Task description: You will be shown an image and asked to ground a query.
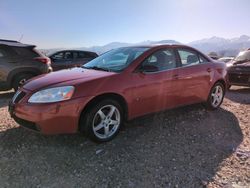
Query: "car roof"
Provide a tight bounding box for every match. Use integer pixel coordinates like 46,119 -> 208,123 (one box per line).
121,44 -> 193,49
0,39 -> 36,48
53,50 -> 97,53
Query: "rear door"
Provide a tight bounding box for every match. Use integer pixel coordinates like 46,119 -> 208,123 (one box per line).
175,48 -> 213,104
51,51 -> 73,71
0,46 -> 19,82
0,47 -> 9,82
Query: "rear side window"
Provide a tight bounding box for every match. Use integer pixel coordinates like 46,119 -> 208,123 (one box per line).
73,52 -> 78,59
78,51 -> 97,58
12,47 -> 39,58
177,49 -> 200,67
0,46 -> 13,58
78,52 -> 87,58
0,49 -> 7,58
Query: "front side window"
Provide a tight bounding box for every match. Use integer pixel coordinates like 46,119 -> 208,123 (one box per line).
141,49 -> 177,72
83,47 -> 149,72
52,52 -> 64,60
178,49 -> 200,67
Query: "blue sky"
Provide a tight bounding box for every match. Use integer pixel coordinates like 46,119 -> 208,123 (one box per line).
0,0 -> 250,48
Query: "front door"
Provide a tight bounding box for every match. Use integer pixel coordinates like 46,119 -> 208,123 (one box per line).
130,48 -> 180,118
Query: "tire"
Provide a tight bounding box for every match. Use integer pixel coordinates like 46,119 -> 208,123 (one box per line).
80,99 -> 124,142
13,74 -> 34,91
206,82 -> 225,110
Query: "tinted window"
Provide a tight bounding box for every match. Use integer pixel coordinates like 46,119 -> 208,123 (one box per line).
72,52 -> 78,59
52,52 -> 64,60
142,49 -> 177,72
0,49 -> 7,58
178,49 -> 200,67
64,52 -> 72,59
78,52 -> 87,58
12,47 -> 38,58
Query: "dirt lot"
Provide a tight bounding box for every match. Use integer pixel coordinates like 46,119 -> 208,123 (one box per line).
0,86 -> 249,188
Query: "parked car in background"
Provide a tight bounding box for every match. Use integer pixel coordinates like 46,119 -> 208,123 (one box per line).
0,39 -> 52,91
227,49 -> 250,88
208,52 -> 219,60
218,57 -> 234,63
9,44 -> 227,142
49,50 -> 98,71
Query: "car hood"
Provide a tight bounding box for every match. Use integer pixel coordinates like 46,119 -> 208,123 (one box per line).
232,60 -> 250,66
23,68 -> 116,91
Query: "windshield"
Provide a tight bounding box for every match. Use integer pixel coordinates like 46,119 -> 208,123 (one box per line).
83,47 -> 149,72
235,50 -> 250,61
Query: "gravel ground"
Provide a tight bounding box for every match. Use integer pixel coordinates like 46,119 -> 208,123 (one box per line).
0,86 -> 249,188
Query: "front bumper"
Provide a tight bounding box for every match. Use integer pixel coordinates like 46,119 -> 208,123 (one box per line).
228,72 -> 250,86
9,89 -> 92,134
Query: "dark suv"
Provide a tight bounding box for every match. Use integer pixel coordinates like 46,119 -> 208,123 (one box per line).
49,50 -> 98,71
0,39 -> 52,91
227,49 -> 250,88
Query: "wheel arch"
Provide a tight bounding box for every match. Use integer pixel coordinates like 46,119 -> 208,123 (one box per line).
214,79 -> 226,90
78,92 -> 129,131
7,68 -> 41,87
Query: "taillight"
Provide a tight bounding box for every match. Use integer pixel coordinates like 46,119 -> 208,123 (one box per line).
34,57 -> 51,65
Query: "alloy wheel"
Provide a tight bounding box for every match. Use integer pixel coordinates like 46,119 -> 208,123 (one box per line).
92,105 -> 121,139
211,85 -> 224,108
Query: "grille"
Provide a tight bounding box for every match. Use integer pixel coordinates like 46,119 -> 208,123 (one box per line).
12,91 -> 26,103
228,73 -> 250,84
228,66 -> 250,72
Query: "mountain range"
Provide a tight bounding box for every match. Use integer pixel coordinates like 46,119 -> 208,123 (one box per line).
40,35 -> 250,57
189,35 -> 250,57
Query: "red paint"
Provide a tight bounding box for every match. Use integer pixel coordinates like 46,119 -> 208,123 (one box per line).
11,45 -> 227,134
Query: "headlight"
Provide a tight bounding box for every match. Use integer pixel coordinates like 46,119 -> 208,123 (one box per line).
28,86 -> 75,103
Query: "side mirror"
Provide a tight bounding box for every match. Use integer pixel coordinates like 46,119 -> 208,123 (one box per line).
139,65 -> 159,73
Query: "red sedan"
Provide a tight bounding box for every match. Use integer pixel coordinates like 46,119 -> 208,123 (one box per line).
9,44 -> 228,142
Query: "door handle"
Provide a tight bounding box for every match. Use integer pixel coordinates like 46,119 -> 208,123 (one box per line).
207,68 -> 212,73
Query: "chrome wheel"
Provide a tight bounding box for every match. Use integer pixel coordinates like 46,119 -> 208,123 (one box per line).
211,85 -> 224,108
92,105 -> 121,139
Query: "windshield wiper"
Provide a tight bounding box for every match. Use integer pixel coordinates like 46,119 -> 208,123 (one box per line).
82,66 -> 111,72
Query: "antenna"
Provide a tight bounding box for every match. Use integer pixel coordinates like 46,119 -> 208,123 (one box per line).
19,34 -> 23,42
